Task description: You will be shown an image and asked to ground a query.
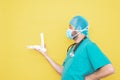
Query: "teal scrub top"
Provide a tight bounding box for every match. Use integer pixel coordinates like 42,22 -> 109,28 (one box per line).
62,38 -> 111,80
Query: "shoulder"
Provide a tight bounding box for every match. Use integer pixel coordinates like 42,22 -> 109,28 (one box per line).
85,39 -> 100,50
85,38 -> 96,47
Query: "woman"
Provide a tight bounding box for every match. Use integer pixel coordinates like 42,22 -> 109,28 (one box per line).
33,16 -> 115,80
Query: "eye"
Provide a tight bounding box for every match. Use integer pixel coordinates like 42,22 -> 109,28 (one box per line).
69,25 -> 75,30
69,25 -> 72,29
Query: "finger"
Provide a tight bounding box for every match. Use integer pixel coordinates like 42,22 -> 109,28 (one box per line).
44,44 -> 46,48
34,49 -> 41,53
40,33 -> 44,48
33,48 -> 38,51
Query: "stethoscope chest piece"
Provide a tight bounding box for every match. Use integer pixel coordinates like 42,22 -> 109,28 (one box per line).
70,52 -> 75,57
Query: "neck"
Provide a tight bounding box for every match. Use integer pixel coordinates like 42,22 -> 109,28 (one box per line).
74,34 -> 86,43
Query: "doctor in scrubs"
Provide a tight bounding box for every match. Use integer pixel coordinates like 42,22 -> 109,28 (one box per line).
34,16 -> 115,80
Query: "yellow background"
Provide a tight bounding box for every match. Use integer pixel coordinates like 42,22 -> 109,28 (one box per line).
0,0 -> 120,80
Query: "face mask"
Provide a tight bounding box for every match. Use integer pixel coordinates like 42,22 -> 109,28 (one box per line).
66,29 -> 79,39
66,26 -> 88,40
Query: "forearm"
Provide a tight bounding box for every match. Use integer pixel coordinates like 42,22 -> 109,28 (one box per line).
86,64 -> 115,80
86,70 -> 108,80
43,52 -> 63,75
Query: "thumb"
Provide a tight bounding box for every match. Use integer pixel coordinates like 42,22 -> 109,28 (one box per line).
44,44 -> 46,48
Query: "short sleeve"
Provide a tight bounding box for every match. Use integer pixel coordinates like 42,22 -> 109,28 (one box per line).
86,43 -> 111,71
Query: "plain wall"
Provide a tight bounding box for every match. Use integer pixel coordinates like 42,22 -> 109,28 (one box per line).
0,0 -> 120,80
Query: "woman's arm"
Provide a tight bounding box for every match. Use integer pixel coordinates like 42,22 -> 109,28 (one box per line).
34,49 -> 63,75
85,64 -> 115,80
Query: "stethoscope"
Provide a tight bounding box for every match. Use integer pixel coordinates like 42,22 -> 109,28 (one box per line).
67,36 -> 87,57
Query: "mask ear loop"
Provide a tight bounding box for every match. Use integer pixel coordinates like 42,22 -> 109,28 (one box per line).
72,29 -> 82,39
75,26 -> 89,36
80,26 -> 89,32
73,32 -> 79,39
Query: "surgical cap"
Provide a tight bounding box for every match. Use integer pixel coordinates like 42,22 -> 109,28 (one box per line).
69,16 -> 89,35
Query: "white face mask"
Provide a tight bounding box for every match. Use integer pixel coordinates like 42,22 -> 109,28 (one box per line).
66,26 -> 88,40
66,29 -> 79,40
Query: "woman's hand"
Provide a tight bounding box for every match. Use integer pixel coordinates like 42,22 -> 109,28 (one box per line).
34,45 -> 47,56
27,44 -> 47,56
27,44 -> 63,75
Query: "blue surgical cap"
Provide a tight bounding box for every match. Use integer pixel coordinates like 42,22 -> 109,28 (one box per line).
69,16 -> 89,35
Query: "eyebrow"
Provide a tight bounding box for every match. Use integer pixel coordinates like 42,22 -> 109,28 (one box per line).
69,25 -> 73,29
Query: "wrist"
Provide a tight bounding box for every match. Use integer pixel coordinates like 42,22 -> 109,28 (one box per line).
43,52 -> 48,57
